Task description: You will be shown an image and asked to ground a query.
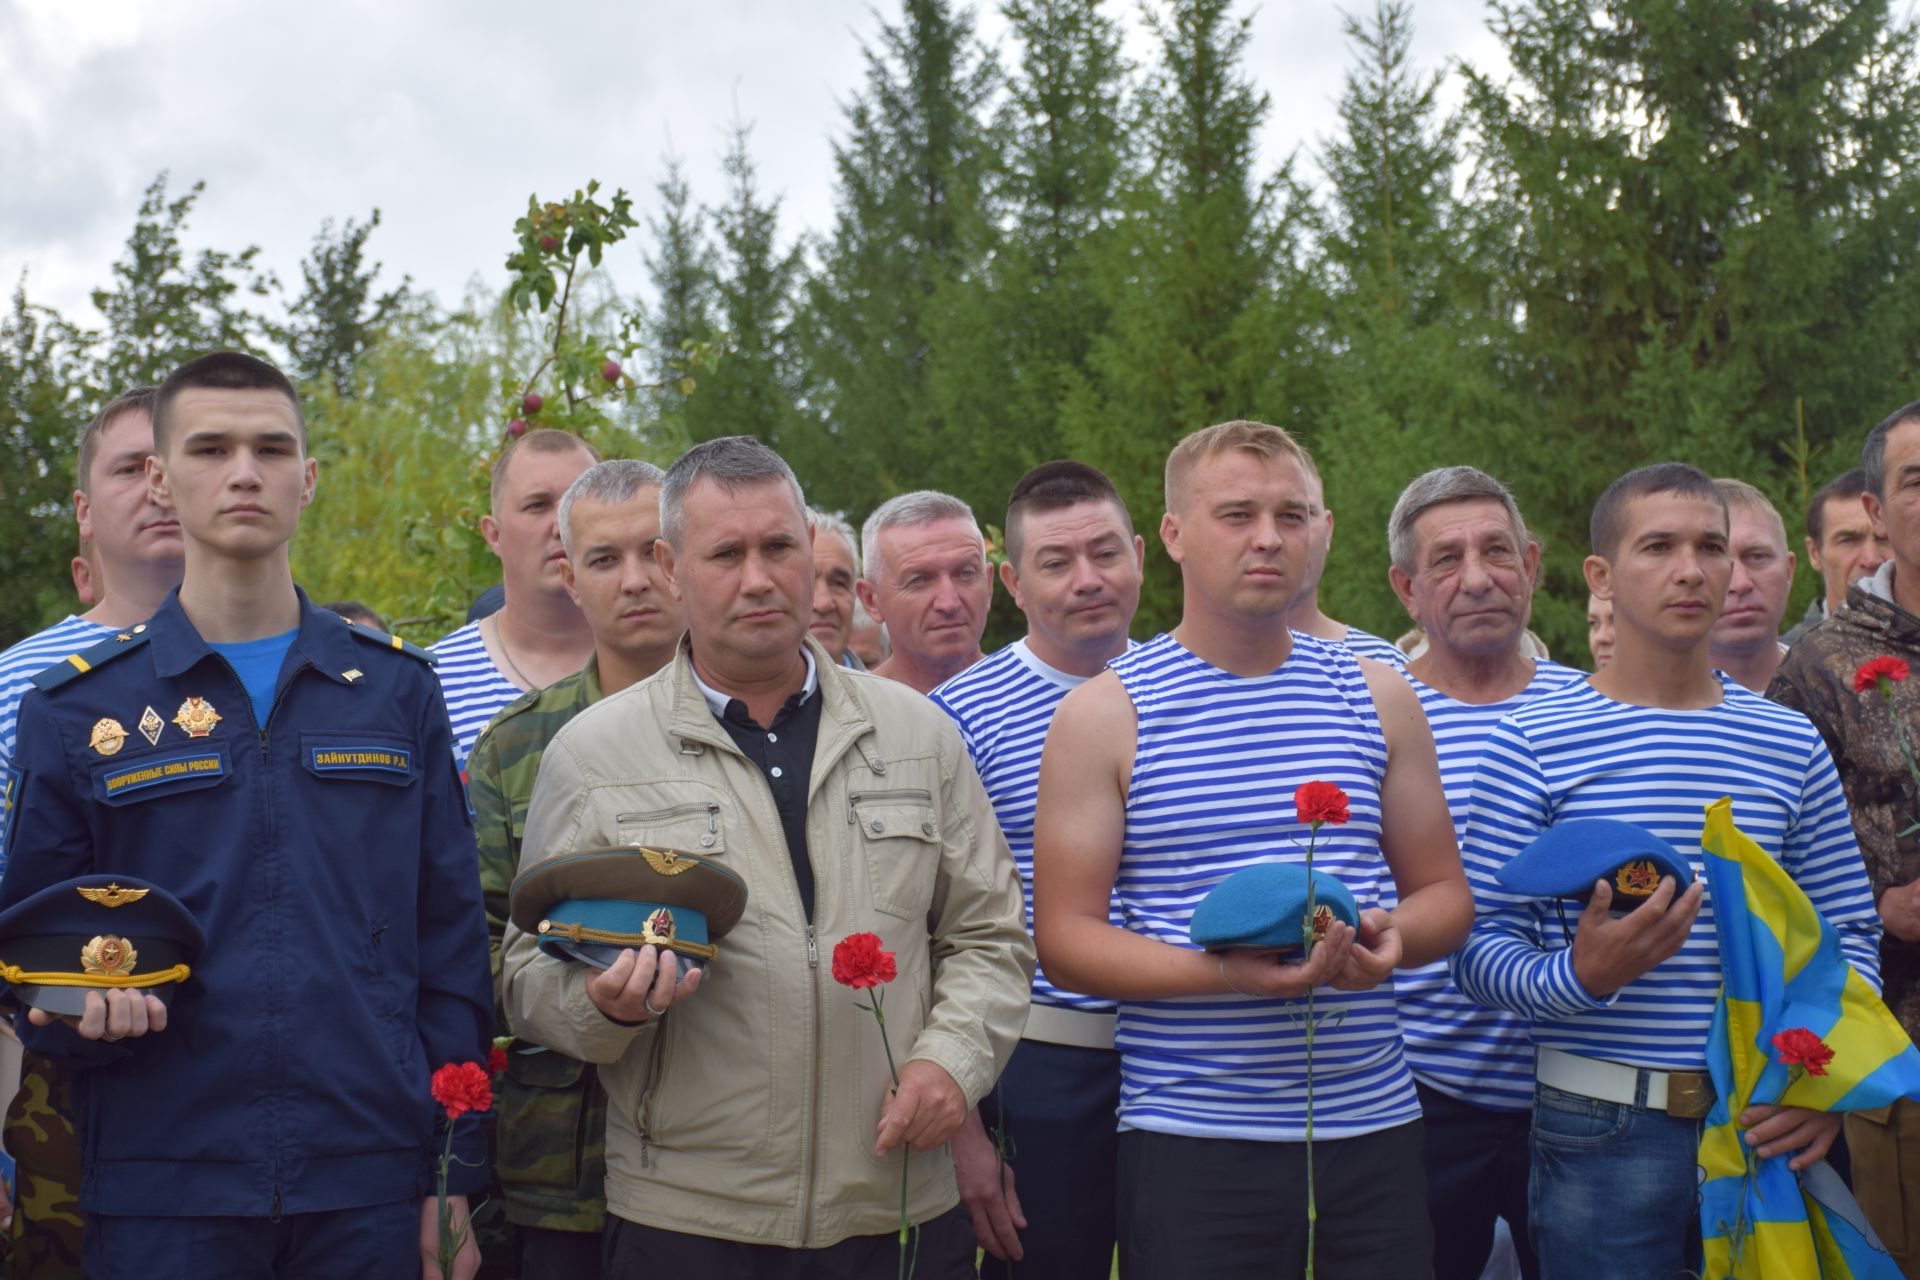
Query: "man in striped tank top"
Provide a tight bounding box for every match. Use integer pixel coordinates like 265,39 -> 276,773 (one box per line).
931,461 -> 1145,1279
1452,463 -> 1882,1280
430,429 -> 600,769
1384,467 -> 1585,1280
1033,420 -> 1473,1280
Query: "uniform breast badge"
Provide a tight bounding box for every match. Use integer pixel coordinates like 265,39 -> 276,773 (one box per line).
137,706 -> 165,746
89,719 -> 129,757
80,934 -> 138,977
172,697 -> 222,738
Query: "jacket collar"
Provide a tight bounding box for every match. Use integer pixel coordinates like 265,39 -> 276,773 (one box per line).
667,636 -> 878,774
147,586 -> 362,686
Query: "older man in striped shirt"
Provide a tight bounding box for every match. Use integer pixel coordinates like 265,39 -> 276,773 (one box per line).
1384,466 -> 1584,1280
1452,462 -> 1881,1280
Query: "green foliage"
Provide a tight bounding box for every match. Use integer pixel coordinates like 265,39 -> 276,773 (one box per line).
90,172 -> 277,386
12,0 -> 1920,668
284,210 -> 412,400
0,284 -> 98,643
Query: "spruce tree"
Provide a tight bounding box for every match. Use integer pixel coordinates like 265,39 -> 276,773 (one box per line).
1064,0 -> 1319,629
1468,0 -> 1920,646
683,120 -> 806,449
285,210 -> 412,400
641,156 -> 715,423
798,0 -> 999,516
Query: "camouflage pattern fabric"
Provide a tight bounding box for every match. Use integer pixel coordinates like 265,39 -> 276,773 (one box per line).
1771,579 -> 1920,1042
467,659 -> 609,1235
5,1050 -> 83,1280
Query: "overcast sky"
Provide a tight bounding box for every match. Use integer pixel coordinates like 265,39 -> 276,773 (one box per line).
3,0 -> 1505,327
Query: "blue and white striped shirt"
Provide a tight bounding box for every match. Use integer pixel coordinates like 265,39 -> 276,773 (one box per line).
1451,676 -> 1882,1072
430,621 -> 523,770
1109,632 -> 1420,1141
1341,625 -> 1407,669
1,616 -> 114,764
1390,659 -> 1587,1112
932,639 -> 1126,1014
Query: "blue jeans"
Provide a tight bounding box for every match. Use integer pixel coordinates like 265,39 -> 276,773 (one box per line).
1529,1082 -> 1702,1280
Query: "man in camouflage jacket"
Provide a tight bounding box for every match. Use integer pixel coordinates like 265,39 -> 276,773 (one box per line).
466,460 -> 683,1277
1770,398 -> 1920,1275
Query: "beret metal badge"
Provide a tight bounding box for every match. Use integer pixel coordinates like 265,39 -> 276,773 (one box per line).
80,934 -> 138,977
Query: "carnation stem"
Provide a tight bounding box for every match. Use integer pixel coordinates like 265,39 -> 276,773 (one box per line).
871,990 -> 913,1280
436,1120 -> 458,1279
1304,824 -> 1319,1280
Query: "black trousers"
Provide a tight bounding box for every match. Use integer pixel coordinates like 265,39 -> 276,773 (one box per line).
84,1201 -> 419,1280
1416,1082 -> 1538,1280
1117,1121 -> 1433,1280
977,1039 -> 1121,1280
602,1206 -> 974,1280
519,1223 -> 603,1278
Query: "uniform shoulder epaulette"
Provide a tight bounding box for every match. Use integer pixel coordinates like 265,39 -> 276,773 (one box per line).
30,625 -> 153,693
341,617 -> 438,665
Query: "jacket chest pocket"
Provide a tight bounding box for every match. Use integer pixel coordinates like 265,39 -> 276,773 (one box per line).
301,732 -> 420,787
615,801 -> 726,855
850,788 -> 940,919
92,746 -> 233,807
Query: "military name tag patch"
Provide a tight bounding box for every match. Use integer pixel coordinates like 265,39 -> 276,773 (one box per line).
97,750 -> 229,802
308,746 -> 412,775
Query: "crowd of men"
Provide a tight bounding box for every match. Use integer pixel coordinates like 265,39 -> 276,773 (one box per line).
0,348 -> 1916,1280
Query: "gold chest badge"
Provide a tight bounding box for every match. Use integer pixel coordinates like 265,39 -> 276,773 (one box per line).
89,718 -> 129,757
81,934 -> 138,976
172,698 -> 222,738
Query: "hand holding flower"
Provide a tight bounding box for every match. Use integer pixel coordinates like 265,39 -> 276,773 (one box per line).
875,1058 -> 967,1156
1330,907 -> 1402,992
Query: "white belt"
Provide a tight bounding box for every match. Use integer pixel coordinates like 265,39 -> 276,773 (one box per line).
1536,1046 -> 1714,1118
1021,1002 -> 1116,1051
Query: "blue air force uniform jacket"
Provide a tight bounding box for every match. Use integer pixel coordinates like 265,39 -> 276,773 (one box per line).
0,589 -> 492,1217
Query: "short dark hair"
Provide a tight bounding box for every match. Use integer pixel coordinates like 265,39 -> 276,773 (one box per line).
489,429 -> 602,512
153,352 -> 304,452
1005,461 -> 1133,566
1861,399 -> 1920,498
322,600 -> 388,630
1806,467 -> 1871,543
1589,462 -> 1726,559
75,386 -> 158,492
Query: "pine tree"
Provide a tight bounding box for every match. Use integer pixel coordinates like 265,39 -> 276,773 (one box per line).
1063,0 -> 1320,630
682,120 -> 806,449
798,0 -> 1000,515
1312,1 -> 1517,640
1468,0 -> 1920,648
640,156 -> 715,423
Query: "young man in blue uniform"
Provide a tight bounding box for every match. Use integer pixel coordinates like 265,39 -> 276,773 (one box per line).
0,351 -> 493,1279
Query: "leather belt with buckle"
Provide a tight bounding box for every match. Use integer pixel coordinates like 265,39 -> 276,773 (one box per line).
1537,1046 -> 1716,1119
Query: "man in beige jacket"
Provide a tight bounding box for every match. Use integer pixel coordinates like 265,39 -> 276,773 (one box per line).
501,435 -> 1034,1278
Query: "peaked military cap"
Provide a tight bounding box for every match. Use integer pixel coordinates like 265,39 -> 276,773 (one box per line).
511,846 -> 748,971
0,874 -> 204,1016
1189,863 -> 1360,955
1495,818 -> 1695,907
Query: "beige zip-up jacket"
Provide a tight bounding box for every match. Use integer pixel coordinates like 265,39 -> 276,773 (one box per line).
501,638 -> 1034,1248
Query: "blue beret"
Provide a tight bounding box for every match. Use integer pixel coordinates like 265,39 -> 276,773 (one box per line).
511,846 -> 748,971
1189,863 -> 1360,954
1495,818 -> 1694,906
0,875 -> 204,1017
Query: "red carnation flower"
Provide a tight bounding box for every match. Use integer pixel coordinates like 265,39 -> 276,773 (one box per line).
1295,781 -> 1350,828
1854,657 -> 1910,694
831,932 -> 897,990
488,1045 -> 508,1077
430,1061 -> 494,1121
1772,1027 -> 1835,1077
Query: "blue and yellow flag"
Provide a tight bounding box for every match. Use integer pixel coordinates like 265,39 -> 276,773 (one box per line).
1698,798 -> 1920,1278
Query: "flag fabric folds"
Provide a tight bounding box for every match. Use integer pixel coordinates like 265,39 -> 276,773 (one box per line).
1697,798 -> 1920,1278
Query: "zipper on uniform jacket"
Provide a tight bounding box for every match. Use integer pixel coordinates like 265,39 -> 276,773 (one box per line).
617,802 -> 722,845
